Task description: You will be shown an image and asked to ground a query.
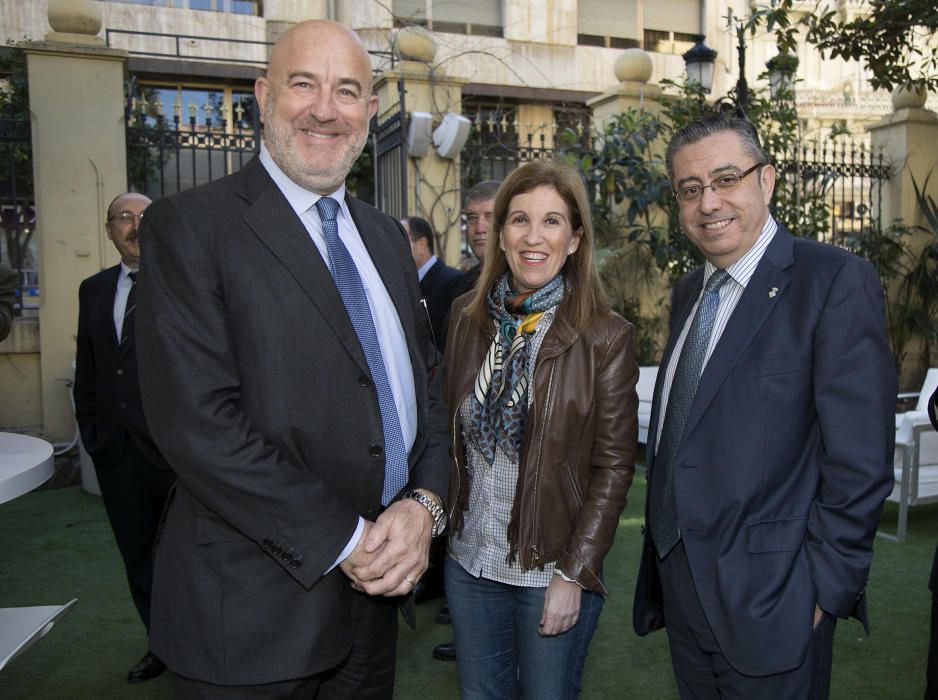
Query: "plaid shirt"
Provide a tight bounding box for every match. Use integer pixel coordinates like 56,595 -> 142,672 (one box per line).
449,307 -> 557,588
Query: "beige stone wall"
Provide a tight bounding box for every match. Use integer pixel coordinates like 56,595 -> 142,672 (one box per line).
0,1 -> 268,63
504,0 -> 577,46
0,320 -> 43,432
263,0 -> 327,23
374,63 -> 468,267
24,43 -> 128,441
2,0 -> 918,127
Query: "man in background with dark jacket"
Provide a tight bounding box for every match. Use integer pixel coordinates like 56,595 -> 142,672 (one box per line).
74,192 -> 174,683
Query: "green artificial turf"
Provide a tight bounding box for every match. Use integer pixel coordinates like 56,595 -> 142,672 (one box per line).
0,480 -> 934,699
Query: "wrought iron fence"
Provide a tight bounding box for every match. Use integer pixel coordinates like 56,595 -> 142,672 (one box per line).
372,78 -> 408,220
125,79 -> 260,198
0,101 -> 35,315
774,138 -> 891,244
458,113 -> 889,248
461,132 -> 556,192
460,107 -> 558,192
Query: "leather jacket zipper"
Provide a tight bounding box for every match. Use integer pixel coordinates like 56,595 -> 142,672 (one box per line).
529,360 -> 557,566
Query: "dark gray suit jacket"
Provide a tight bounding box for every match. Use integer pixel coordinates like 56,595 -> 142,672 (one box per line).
634,224 -> 895,677
137,157 -> 449,685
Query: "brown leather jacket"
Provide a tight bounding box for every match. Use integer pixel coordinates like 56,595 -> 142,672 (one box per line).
443,293 -> 638,594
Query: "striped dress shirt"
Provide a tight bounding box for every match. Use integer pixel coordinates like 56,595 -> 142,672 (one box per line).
655,216 -> 778,450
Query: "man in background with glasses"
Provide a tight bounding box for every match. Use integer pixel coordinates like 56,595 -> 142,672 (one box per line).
74,192 -> 175,683
634,114 -> 895,699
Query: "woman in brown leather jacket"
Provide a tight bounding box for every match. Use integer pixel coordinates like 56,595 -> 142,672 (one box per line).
442,160 -> 639,698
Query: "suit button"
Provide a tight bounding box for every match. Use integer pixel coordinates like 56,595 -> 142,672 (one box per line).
262,538 -> 272,549
281,552 -> 292,562
290,555 -> 303,569
358,375 -> 372,388
271,544 -> 282,555
369,444 -> 383,458
116,369 -> 124,376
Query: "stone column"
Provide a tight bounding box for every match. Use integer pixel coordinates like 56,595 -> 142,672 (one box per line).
373,27 -> 467,268
587,49 -> 663,129
23,1 -> 128,441
868,88 -> 938,383
587,48 -> 670,357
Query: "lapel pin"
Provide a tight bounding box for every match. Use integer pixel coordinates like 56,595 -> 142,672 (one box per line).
769,287 -> 778,298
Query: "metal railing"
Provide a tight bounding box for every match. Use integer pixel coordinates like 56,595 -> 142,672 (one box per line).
774,139 -> 891,244
124,81 -> 261,198
106,28 -> 396,71
106,28 -> 272,66
373,79 -> 408,220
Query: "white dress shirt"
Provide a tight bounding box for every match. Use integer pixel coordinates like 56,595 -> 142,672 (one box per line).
416,254 -> 437,282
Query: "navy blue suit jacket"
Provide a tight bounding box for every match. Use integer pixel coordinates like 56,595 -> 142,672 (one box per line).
419,258 -> 462,351
74,264 -> 171,473
634,223 -> 895,676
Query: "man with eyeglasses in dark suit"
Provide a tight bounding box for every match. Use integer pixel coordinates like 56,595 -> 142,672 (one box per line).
74,192 -> 175,683
634,114 -> 895,699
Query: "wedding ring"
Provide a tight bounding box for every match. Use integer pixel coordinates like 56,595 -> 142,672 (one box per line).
405,576 -> 416,585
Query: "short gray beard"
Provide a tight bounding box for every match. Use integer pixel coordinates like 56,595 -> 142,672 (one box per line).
262,99 -> 368,195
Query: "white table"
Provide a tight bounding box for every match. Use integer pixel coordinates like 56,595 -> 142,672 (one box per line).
0,432 -> 55,505
0,432 -> 75,673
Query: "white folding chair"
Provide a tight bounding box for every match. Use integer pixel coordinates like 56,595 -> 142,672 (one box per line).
878,368 -> 938,542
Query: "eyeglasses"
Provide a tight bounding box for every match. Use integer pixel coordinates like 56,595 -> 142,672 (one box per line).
108,211 -> 145,224
673,163 -> 766,203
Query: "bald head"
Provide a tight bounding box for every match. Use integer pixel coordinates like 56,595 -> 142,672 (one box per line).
256,21 -> 378,194
106,192 -> 151,269
268,21 -> 374,95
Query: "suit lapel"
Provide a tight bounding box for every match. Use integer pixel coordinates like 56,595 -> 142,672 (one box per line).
238,160 -> 370,376
681,227 -> 795,443
97,265 -> 121,354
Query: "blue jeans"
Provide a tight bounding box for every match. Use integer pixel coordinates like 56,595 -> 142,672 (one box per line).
445,556 -> 604,699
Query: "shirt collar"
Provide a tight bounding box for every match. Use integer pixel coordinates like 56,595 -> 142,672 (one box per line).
119,262 -> 137,281
417,255 -> 437,281
703,215 -> 778,289
258,143 -> 347,216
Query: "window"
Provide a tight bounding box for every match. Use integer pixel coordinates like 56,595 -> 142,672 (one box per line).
130,82 -> 256,132
101,0 -> 260,15
554,106 -> 591,148
578,0 -> 640,48
577,35 -> 641,49
643,0 -> 701,53
393,0 -> 502,37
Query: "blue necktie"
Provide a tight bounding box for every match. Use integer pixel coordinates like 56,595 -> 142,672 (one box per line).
648,268 -> 730,557
314,197 -> 409,506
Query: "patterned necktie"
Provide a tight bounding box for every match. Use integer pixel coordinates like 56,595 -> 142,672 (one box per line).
120,271 -> 137,346
315,197 -> 408,506
648,268 -> 730,558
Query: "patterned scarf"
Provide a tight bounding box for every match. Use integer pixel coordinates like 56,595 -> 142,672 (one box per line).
468,273 -> 565,464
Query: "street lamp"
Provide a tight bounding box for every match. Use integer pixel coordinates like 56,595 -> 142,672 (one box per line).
766,52 -> 799,100
681,17 -> 752,119
683,37 -> 717,93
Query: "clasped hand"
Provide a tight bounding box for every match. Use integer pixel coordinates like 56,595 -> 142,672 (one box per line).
339,498 -> 433,597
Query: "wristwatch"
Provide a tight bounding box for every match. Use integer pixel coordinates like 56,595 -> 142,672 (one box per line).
401,489 -> 448,538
